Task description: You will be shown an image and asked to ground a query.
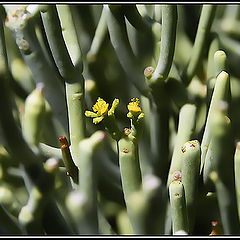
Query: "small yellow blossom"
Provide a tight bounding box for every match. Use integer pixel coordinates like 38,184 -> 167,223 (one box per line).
127,98 -> 144,119
85,97 -> 119,124
92,97 -> 109,116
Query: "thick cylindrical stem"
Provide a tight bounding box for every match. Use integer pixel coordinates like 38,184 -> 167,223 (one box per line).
167,104 -> 197,186
201,71 -> 231,172
181,140 -> 201,233
169,180 -> 189,234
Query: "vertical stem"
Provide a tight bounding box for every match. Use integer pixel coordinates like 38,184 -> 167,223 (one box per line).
118,129 -> 142,233
182,5 -> 217,86
201,71 -> 231,172
169,180 -> 189,234
41,5 -> 86,167
181,140 -> 201,233
167,104 -> 197,186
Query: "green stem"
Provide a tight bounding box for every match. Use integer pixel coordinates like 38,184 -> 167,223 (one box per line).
117,128 -> 142,232
22,84 -> 46,147
200,71 -> 231,172
148,5 -> 178,86
167,104 -> 197,186
182,5 -> 217,86
128,174 -> 167,235
70,131 -> 106,234
41,5 -> 86,166
104,4 -> 150,97
14,21 -> 68,135
58,136 -> 79,186
169,180 -> 189,234
209,104 -> 240,234
206,33 -> 220,81
56,5 -> 83,67
118,132 -> 142,202
154,5 -> 162,23
214,50 -> 228,77
86,6 -> 108,63
0,13 -> 72,236
181,140 -> 201,233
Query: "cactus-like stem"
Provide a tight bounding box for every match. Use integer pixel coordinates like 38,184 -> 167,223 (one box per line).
41,5 -> 86,166
181,140 -> 201,233
207,34 -> 220,81
127,174 -> 167,234
22,84 -> 46,148
169,180 -> 189,234
116,210 -> 133,235
209,104 -> 240,234
39,143 -> 62,159
206,35 -> 219,108
67,131 -> 106,234
86,6 -> 107,63
56,5 -> 83,67
4,6 -> 69,134
182,5 -> 217,86
117,97 -> 145,229
118,129 -> 142,200
167,104 -> 197,186
122,4 -> 154,61
154,5 -> 162,23
123,4 -> 152,32
201,71 -> 231,172
104,4 -> 150,97
58,136 -> 79,186
214,50 -> 228,77
117,130 -> 142,232
0,12 -> 73,235
148,5 -> 178,86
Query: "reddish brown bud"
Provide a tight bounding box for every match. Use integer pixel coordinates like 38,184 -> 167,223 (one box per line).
58,136 -> 69,147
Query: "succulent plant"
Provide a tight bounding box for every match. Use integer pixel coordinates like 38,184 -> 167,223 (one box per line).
1,3 -> 240,236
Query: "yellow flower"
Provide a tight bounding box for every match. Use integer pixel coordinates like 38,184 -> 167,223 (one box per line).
85,97 -> 119,124
127,98 -> 143,119
92,97 -> 109,116
127,98 -> 142,114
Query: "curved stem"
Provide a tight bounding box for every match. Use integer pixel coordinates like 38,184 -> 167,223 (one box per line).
149,5 -> 178,86
104,4 -> 150,97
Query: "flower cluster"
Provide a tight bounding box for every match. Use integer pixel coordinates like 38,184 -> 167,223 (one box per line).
85,97 -> 144,124
85,97 -> 119,124
127,98 -> 145,120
